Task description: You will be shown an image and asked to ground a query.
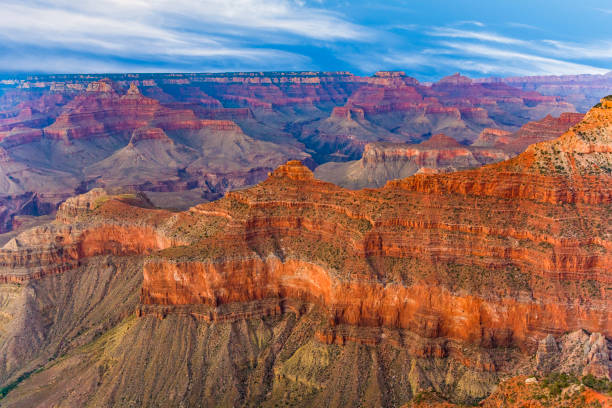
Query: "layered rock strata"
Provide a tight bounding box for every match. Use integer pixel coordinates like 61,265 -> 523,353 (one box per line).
0,100 -> 609,406
314,134 -> 509,189
2,102 -> 610,352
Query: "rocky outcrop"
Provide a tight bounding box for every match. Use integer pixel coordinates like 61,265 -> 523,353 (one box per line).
3,104 -> 609,348
0,191 -> 181,283
0,79 -> 314,230
479,72 -> 612,112
0,72 -> 584,232
473,112 -> 584,154
298,71 -> 574,161
316,110 -> 584,189
408,374 -> 612,408
536,330 -> 612,380
138,104 -> 610,351
314,134 -> 509,189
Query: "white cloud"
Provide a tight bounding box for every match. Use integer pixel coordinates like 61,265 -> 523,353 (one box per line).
541,40 -> 612,60
425,25 -> 611,76
428,28 -> 526,45
453,20 -> 485,27
439,42 -> 610,75
0,0 -> 371,72
506,22 -> 541,31
594,8 -> 612,14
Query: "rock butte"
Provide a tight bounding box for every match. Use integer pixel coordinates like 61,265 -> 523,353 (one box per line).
314,112 -> 586,190
0,71 -> 586,231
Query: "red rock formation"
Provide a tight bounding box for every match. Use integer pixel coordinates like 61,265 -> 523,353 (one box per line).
473,128 -> 512,147
407,374 -> 612,407
0,71 -> 591,236
474,113 -> 585,154
314,134 -> 509,189
0,126 -> 43,147
478,71 -> 612,111
128,127 -> 172,144
43,82 -> 201,141
139,104 -> 609,351
3,103 -> 608,353
0,190 -> 182,283
297,70 -> 574,160
0,101 -> 609,408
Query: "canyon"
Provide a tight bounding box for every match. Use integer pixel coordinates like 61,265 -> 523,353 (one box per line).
0,71 -> 582,232
478,71 -> 612,112
0,97 -> 609,406
315,113 -> 584,189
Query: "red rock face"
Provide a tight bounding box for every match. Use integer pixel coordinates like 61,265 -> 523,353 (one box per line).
0,126 -> 43,148
474,113 -> 585,154
478,72 -> 612,112
314,133 -> 510,189
297,72 -> 574,161
42,86 -> 198,141
140,105 -> 610,350
3,104 -> 607,357
0,191 -> 183,282
129,127 -> 172,144
0,103 -> 607,408
314,112 -> 585,191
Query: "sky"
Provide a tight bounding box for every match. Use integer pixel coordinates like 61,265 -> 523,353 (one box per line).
1,0 -> 611,80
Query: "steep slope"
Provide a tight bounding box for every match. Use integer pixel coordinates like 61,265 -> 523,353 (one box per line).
0,80 -> 313,228
84,127 -> 198,189
473,112 -> 585,154
0,99 -> 609,406
315,134 -> 509,189
0,72 -> 583,232
317,112 -> 584,189
298,72 -> 574,161
0,147 -> 77,232
480,71 -> 612,112
299,105 -> 400,161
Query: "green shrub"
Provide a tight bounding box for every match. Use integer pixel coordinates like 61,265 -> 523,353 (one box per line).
582,374 -> 612,394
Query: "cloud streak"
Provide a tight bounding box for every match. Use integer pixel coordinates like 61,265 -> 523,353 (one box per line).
0,0 -> 370,73
0,1 -> 610,77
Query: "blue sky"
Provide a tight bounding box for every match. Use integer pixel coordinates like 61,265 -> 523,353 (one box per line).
1,0 -> 611,80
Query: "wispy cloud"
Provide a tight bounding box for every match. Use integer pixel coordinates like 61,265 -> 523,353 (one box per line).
439,42 -> 609,75
0,0 -> 610,77
541,40 -> 612,60
422,25 -> 611,77
453,20 -> 485,27
0,0 -> 371,72
428,27 -> 526,45
506,22 -> 542,31
594,8 -> 612,14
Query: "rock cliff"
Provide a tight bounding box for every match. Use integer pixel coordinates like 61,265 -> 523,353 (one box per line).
314,134 -> 509,189
473,112 -> 585,154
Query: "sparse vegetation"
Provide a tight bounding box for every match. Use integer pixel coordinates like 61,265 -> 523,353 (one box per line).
0,367 -> 44,400
582,374 -> 612,395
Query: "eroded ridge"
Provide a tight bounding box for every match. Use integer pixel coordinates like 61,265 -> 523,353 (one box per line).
1,101 -> 611,354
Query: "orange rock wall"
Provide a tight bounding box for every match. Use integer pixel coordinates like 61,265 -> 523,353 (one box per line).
141,257 -> 610,349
